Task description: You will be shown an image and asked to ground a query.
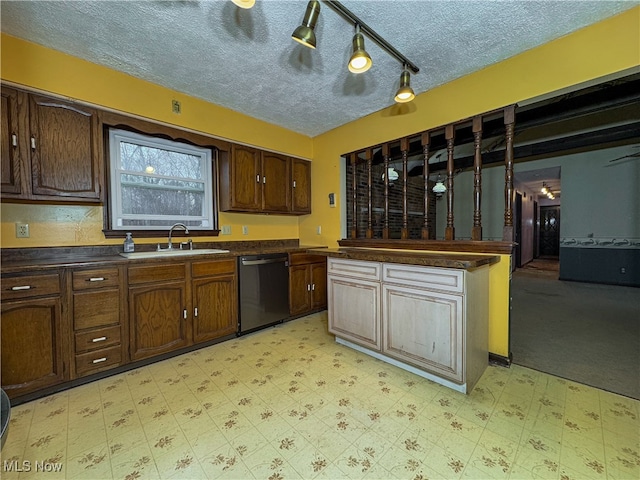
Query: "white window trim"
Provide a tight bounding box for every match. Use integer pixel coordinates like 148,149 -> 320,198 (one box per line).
108,128 -> 214,230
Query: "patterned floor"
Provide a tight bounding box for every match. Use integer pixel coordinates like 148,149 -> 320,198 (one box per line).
2,312 -> 639,479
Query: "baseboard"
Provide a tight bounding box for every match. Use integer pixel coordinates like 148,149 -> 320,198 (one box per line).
489,352 -> 512,367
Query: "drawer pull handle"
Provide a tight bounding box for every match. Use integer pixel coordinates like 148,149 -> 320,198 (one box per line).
194,307 -> 198,317
293,180 -> 297,188
31,136 -> 36,150
12,133 -> 18,147
11,285 -> 32,291
88,277 -> 105,282
256,174 -> 260,183
307,284 -> 311,291
92,357 -> 107,364
312,284 -> 315,291
92,336 -> 107,343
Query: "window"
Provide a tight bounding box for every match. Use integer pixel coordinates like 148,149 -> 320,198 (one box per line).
108,128 -> 215,231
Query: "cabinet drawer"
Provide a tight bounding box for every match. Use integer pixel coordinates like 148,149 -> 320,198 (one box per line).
192,259 -> 236,278
73,288 -> 120,330
75,346 -> 122,375
327,258 -> 381,281
383,264 -> 464,293
128,263 -> 186,284
72,267 -> 120,290
2,273 -> 60,300
289,253 -> 326,266
75,325 -> 121,353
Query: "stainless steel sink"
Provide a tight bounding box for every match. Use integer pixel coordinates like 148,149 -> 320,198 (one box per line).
119,248 -> 230,259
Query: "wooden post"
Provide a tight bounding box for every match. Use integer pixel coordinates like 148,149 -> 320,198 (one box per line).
366,149 -> 373,238
472,116 -> 483,241
503,105 -> 516,242
350,153 -> 358,239
421,132 -> 430,240
382,144 -> 390,239
401,138 -> 409,239
445,124 -> 455,240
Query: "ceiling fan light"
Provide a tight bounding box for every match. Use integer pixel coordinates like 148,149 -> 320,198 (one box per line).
394,68 -> 415,103
291,0 -> 320,49
348,30 -> 372,73
231,0 -> 255,8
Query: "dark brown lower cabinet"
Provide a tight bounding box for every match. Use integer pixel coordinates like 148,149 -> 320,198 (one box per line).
289,253 -> 327,316
1,272 -> 67,399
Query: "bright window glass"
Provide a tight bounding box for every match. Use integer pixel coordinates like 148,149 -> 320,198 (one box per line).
109,128 -> 214,229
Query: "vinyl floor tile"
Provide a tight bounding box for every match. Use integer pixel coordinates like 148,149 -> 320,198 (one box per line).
4,312 -> 639,480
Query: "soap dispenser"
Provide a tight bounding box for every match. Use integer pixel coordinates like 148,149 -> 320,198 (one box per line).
124,232 -> 135,253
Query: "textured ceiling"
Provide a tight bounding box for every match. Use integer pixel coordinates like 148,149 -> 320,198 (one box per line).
1,0 -> 635,137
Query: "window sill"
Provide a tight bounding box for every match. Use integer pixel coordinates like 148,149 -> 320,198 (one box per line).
103,229 -> 220,239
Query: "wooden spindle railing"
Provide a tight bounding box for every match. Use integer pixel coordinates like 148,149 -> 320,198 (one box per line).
445,124 -> 455,240
401,138 -> 409,239
503,105 -> 515,242
472,116 -> 483,241
366,148 -> 373,239
382,143 -> 390,239
421,132 -> 430,240
350,152 -> 358,239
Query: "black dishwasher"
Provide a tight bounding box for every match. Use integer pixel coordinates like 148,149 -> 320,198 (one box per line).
238,253 -> 290,334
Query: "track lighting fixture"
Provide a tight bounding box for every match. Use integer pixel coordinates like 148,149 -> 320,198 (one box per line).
394,65 -> 415,103
541,182 -> 556,199
231,0 -> 255,8
348,24 -> 372,73
291,0 -> 321,49
289,1 -> 419,103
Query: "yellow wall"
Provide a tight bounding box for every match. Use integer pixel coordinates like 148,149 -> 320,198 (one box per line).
304,7 -> 640,357
0,34 -> 313,247
1,7 -> 639,357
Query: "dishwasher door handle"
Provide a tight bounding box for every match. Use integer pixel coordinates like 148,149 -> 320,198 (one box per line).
241,257 -> 288,266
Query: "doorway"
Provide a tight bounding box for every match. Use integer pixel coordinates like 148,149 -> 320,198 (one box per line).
539,206 -> 560,257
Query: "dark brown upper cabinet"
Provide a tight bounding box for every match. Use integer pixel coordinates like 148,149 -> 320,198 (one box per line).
1,87 -> 102,203
219,144 -> 309,215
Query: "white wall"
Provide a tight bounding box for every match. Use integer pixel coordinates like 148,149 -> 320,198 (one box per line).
436,143 -> 640,242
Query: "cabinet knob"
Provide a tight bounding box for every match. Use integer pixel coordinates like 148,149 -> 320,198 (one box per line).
92,357 -> 107,364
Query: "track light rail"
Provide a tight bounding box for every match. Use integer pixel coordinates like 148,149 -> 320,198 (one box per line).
325,0 -> 420,74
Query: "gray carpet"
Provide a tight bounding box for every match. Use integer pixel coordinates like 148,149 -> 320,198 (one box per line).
510,269 -> 640,400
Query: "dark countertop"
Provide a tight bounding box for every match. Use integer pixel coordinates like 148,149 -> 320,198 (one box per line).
307,247 -> 500,270
1,241 -> 327,274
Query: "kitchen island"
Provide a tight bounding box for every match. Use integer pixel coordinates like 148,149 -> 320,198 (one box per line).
308,248 -> 500,394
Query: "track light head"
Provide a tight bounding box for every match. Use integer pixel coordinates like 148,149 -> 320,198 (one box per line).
348,26 -> 372,74
394,67 -> 415,103
231,0 -> 255,8
292,0 -> 321,49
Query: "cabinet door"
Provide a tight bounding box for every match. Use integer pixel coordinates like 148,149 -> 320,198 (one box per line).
310,262 -> 327,310
129,281 -> 189,361
328,274 -> 381,351
382,284 -> 463,383
291,158 -> 311,214
192,275 -> 237,343
228,144 -> 261,210
289,264 -> 311,315
29,95 -> 101,200
1,297 -> 66,399
1,87 -> 26,195
262,152 -> 290,212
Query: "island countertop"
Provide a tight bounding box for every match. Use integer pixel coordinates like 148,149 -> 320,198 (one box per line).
306,247 -> 500,270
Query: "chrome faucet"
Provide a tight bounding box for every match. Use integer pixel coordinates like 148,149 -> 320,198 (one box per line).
167,223 -> 189,250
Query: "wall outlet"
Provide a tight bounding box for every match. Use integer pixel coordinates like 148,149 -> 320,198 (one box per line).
620,267 -> 626,274
316,226 -> 322,235
242,225 -> 249,235
221,225 -> 231,235
172,99 -> 181,114
16,223 -> 30,238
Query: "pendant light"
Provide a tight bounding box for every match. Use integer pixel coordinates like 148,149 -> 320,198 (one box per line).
433,174 -> 446,197
231,0 -> 255,8
291,0 -> 321,49
348,24 -> 372,74
394,65 -> 415,103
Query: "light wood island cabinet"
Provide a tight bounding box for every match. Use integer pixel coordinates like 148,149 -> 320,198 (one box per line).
327,257 -> 490,393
